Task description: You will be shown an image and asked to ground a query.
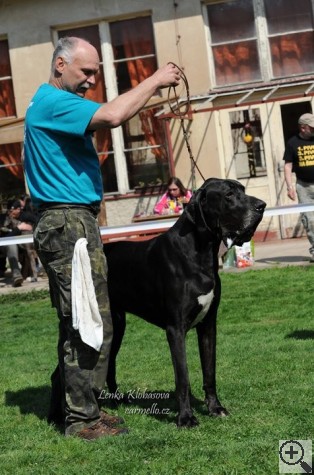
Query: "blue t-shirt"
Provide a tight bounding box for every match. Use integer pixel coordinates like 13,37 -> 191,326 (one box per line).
24,83 -> 103,206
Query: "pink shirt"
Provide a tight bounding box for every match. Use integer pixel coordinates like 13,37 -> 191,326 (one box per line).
154,190 -> 192,215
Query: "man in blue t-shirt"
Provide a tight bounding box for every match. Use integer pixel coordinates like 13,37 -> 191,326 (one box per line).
283,113 -> 314,263
24,36 -> 181,440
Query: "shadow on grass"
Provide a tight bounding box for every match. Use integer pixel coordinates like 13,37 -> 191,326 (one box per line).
5,385 -> 50,420
103,389 -> 207,425
256,255 -> 309,264
285,329 -> 314,340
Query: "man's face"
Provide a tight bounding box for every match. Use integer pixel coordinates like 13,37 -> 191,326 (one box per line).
56,44 -> 100,97
300,124 -> 314,139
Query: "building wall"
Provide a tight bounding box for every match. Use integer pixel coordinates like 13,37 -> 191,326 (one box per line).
1,0 -> 210,116
1,0 -> 312,239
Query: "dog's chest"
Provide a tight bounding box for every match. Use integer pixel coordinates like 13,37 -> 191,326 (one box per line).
190,290 -> 214,328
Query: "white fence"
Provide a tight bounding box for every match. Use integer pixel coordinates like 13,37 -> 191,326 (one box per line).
1,203 -> 314,247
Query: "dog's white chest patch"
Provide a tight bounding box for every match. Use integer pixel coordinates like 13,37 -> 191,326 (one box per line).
191,290 -> 214,328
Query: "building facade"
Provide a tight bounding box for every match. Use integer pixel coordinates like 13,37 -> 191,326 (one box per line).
1,0 -> 314,239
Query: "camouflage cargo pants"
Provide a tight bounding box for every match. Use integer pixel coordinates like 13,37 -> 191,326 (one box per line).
33,206 -> 113,435
296,179 -> 314,256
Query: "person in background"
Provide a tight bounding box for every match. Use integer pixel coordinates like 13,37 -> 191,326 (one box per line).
154,176 -> 192,215
0,207 -> 7,277
0,200 -> 34,286
23,36 -> 181,440
283,113 -> 314,263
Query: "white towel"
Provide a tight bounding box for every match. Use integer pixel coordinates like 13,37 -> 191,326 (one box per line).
71,238 -> 103,352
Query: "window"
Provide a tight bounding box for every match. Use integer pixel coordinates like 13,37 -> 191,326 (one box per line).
205,0 -> 314,86
110,18 -> 169,190
0,39 -> 16,119
265,0 -> 314,77
207,0 -> 261,86
230,109 -> 267,179
58,17 -> 170,194
0,38 -> 23,196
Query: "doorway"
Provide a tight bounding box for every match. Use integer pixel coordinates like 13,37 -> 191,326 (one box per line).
280,102 -> 312,144
278,101 -> 312,238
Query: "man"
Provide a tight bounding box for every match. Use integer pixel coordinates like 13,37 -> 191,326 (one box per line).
284,112 -> 314,263
23,36 -> 180,440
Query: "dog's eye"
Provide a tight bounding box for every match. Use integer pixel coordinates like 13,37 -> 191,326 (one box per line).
225,191 -> 233,199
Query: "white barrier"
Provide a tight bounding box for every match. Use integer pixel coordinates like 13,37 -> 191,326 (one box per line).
1,203 -> 314,247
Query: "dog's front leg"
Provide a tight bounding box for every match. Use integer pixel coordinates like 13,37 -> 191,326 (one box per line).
166,326 -> 198,427
196,314 -> 228,417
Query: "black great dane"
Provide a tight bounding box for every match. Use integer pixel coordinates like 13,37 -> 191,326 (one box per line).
104,178 -> 266,427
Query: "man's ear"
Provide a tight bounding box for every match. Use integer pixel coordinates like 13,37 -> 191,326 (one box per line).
55,56 -> 67,74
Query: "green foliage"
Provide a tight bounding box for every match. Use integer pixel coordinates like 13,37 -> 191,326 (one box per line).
0,267 -> 313,474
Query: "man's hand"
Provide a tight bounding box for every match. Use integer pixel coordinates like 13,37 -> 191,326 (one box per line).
152,63 -> 181,89
287,186 -> 296,200
284,163 -> 296,201
18,222 -> 33,232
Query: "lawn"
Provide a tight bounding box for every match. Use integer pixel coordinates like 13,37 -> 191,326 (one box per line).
0,266 -> 313,475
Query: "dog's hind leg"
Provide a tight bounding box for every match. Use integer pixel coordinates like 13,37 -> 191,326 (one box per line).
196,315 -> 228,417
166,326 -> 199,427
106,308 -> 126,398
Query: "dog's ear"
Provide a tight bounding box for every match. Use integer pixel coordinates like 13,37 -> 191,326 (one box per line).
184,185 -> 218,238
184,179 -> 223,239
184,187 -> 204,226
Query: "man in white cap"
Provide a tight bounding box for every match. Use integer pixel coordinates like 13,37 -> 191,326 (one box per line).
284,112 -> 314,262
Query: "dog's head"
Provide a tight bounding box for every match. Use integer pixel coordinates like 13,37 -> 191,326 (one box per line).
184,178 -> 266,247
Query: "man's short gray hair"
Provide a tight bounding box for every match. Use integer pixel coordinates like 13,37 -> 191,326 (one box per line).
51,37 -> 83,73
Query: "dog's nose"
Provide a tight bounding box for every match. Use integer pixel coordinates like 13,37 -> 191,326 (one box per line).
255,200 -> 266,213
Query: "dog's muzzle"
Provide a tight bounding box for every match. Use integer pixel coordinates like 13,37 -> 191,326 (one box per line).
223,200 -> 266,248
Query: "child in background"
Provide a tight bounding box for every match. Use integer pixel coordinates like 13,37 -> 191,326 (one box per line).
154,177 -> 192,215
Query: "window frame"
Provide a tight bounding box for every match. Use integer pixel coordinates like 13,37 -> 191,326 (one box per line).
204,1 -> 263,88
0,37 -> 24,194
99,21 -> 130,194
203,0 -> 314,88
0,36 -> 16,119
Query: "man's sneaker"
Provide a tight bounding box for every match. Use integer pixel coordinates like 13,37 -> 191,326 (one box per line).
12,274 -> 23,287
76,420 -> 129,441
310,255 -> 314,263
100,410 -> 125,427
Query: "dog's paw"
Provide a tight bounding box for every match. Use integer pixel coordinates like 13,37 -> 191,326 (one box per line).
209,405 -> 229,417
206,397 -> 229,417
177,414 -> 199,428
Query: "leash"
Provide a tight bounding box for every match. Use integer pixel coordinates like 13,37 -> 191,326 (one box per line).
167,62 -> 206,188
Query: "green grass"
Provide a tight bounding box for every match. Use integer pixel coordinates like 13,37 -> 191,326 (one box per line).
0,267 -> 313,475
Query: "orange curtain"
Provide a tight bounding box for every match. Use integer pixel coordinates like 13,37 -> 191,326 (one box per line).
85,67 -> 112,166
270,34 -> 304,77
0,80 -> 16,118
0,39 -> 23,179
213,41 -> 258,86
122,22 -> 166,160
0,143 -> 23,179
